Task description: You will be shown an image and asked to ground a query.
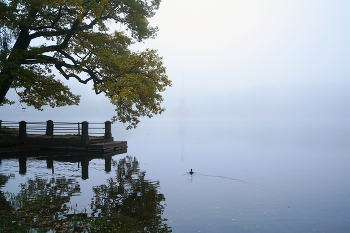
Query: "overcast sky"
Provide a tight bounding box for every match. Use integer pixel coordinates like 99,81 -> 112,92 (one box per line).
2,0 -> 350,131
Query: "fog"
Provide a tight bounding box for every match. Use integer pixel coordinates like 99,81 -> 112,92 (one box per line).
2,3 -> 350,230
2,0 -> 350,134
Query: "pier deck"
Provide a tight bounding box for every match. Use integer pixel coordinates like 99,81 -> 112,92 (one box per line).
37,139 -> 128,154
0,120 -> 127,155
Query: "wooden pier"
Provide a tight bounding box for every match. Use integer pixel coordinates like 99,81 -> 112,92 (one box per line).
0,120 -> 127,154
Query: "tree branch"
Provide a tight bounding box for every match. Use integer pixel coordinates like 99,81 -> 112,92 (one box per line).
29,29 -> 67,40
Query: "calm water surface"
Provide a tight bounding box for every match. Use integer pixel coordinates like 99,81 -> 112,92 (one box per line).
1,122 -> 350,232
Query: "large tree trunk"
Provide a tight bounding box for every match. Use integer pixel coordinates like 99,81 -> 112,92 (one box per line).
0,69 -> 13,103
0,28 -> 31,104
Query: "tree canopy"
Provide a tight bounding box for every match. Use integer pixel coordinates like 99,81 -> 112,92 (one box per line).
0,0 -> 171,129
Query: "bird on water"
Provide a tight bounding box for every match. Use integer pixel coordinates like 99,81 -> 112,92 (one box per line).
189,169 -> 194,175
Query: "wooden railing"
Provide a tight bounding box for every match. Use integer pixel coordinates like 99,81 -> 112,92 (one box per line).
0,120 -> 112,139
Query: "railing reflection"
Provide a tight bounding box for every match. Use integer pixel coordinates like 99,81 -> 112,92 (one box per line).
19,155 -> 27,175
6,149 -> 127,180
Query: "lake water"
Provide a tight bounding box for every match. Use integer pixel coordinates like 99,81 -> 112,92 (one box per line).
1,120 -> 350,232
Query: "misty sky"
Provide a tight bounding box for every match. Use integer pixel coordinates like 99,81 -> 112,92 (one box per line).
2,0 -> 350,131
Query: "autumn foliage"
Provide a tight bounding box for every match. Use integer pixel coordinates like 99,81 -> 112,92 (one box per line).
0,0 -> 171,129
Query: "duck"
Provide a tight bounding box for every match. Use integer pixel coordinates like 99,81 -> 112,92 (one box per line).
189,169 -> 194,175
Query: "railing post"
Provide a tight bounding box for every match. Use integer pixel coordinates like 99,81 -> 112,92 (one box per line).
0,120 -> 2,130
81,121 -> 89,140
46,120 -> 54,136
104,121 -> 112,139
19,121 -> 27,138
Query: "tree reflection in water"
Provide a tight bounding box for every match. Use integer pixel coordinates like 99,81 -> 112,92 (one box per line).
0,156 -> 171,232
0,175 -> 81,232
91,156 -> 170,232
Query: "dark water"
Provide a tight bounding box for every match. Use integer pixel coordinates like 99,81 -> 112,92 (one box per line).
1,122 -> 350,232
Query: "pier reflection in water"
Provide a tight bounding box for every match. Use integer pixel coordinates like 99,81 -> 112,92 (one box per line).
0,152 -> 171,232
4,150 -> 127,179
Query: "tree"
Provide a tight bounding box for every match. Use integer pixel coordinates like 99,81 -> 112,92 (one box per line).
0,0 -> 171,129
